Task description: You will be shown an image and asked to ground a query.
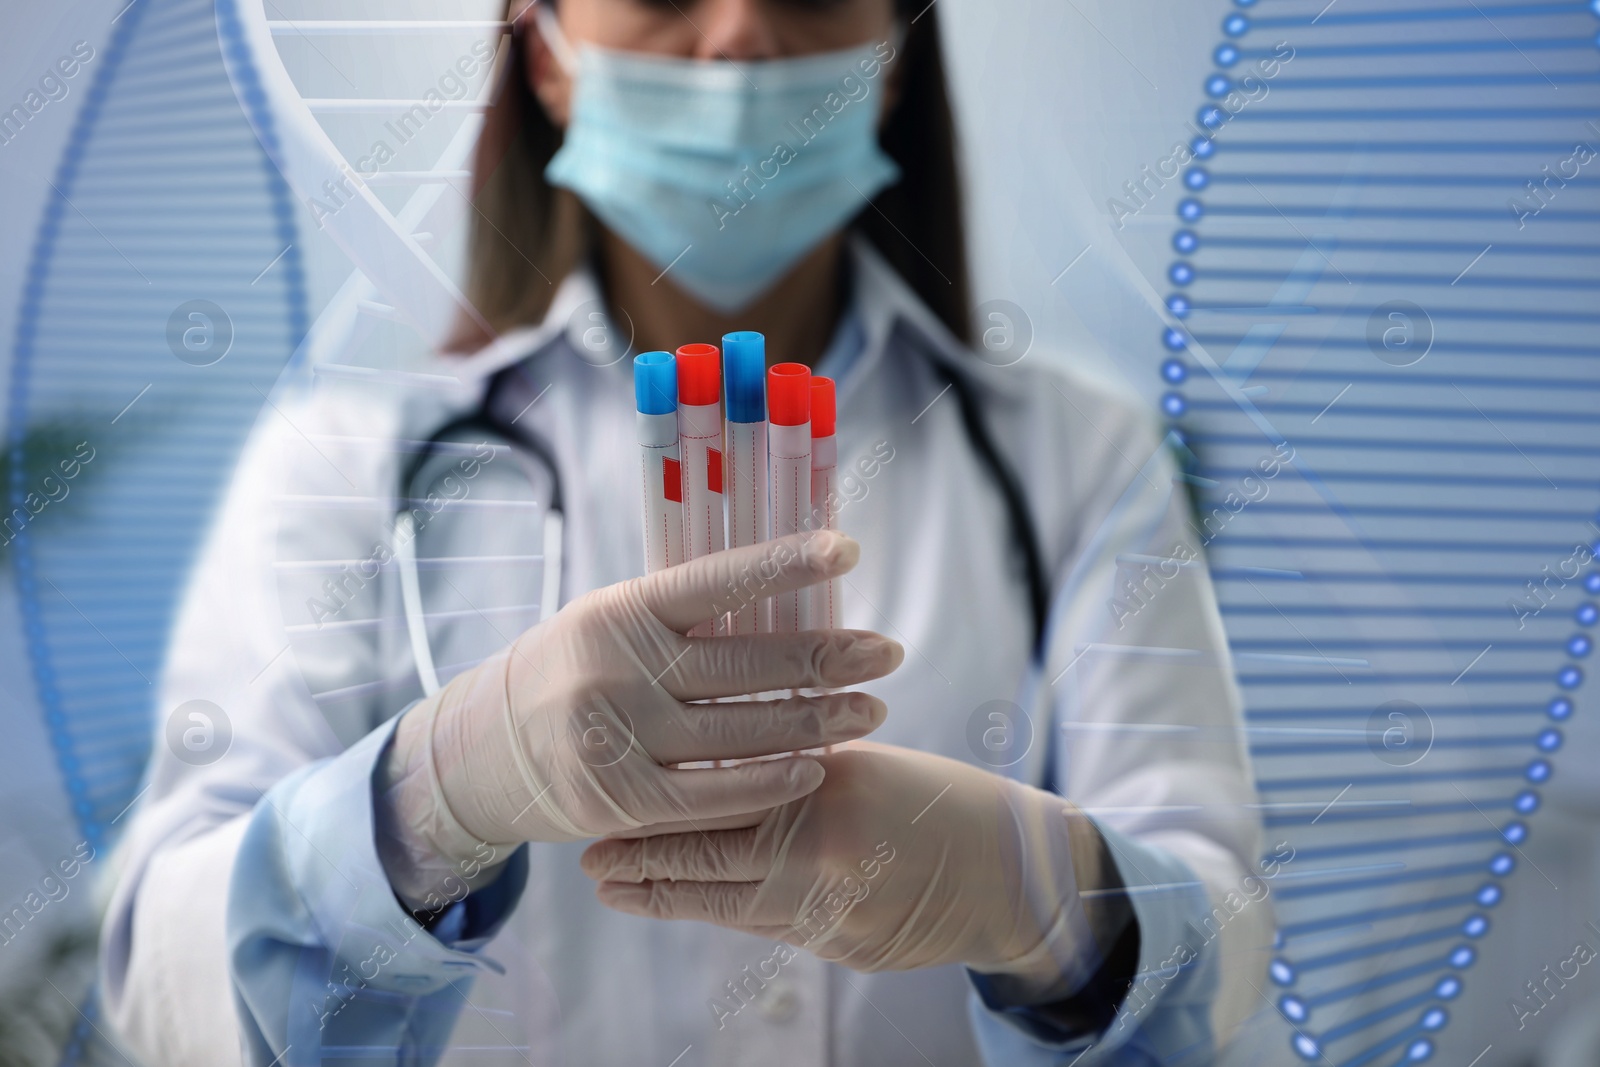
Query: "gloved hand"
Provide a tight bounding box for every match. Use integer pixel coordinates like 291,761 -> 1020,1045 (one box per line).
377,531 -> 905,906
580,741 -> 1109,1002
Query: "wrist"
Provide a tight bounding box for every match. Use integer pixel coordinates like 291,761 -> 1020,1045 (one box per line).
375,691 -> 514,910
972,789 -> 1132,1005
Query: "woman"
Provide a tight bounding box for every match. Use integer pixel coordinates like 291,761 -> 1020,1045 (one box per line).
101,1 -> 1267,1064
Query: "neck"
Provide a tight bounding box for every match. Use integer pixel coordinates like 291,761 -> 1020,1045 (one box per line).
595,229 -> 847,369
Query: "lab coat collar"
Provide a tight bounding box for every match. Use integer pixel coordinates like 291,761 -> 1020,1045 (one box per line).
414,236 -> 1011,402
846,236 -> 1037,406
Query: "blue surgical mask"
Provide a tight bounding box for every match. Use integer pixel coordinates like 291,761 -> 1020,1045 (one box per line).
537,9 -> 902,313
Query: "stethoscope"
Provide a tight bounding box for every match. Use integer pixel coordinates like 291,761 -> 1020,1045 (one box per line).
395,340 -> 1051,698
394,365 -> 565,695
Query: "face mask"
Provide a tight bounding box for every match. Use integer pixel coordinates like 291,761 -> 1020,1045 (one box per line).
536,7 -> 902,313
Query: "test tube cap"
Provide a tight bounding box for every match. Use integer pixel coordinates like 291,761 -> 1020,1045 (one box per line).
722,331 -> 766,424
768,363 -> 812,427
675,343 -> 721,406
810,377 -> 836,437
633,351 -> 676,416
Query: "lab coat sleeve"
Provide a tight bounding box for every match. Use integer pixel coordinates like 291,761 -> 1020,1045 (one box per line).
228,716 -> 529,1065
968,822 -> 1221,1064
965,368 -> 1269,1064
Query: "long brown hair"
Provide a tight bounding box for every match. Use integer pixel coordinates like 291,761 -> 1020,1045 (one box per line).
464,1 -> 971,346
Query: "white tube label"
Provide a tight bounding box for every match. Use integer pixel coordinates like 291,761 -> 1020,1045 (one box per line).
638,411 -> 684,575
769,421 -> 812,633
725,419 -> 772,635
809,434 -> 839,630
680,402 -> 726,636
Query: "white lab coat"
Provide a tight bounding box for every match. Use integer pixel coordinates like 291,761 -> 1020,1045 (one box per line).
99,241 -> 1268,1066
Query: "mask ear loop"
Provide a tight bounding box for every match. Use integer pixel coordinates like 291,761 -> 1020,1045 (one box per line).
529,0 -> 581,77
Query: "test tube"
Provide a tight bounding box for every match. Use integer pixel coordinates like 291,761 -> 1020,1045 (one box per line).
808,376 -> 839,630
676,343 -> 726,637
633,351 -> 684,575
767,363 -> 812,634
722,332 -> 772,635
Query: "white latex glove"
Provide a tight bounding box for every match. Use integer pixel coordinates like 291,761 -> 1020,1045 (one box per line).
581,741 -> 1109,1002
377,532 -> 905,905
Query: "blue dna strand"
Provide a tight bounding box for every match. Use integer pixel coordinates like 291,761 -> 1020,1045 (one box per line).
1155,0 -> 1600,1062
8,3 -> 306,1059
7,0 -> 305,872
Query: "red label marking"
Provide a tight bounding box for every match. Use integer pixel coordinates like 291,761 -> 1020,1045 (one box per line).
663,457 -> 682,503
707,447 -> 723,495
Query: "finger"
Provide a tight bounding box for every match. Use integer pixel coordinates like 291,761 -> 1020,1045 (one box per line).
657,630 -> 903,702
596,879 -> 761,926
643,691 -> 886,764
604,808 -> 771,839
633,531 -> 859,634
636,757 -> 823,827
581,825 -> 772,883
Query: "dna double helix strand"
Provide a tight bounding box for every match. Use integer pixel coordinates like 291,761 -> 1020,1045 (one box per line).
1156,0 -> 1600,1062
8,0 -> 307,859
10,6 -> 528,1060
216,4 -> 578,756
7,0 -> 308,1058
217,0 -> 506,366
8,0 -> 514,858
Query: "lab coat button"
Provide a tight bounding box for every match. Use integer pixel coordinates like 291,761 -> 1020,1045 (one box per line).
758,980 -> 799,1023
